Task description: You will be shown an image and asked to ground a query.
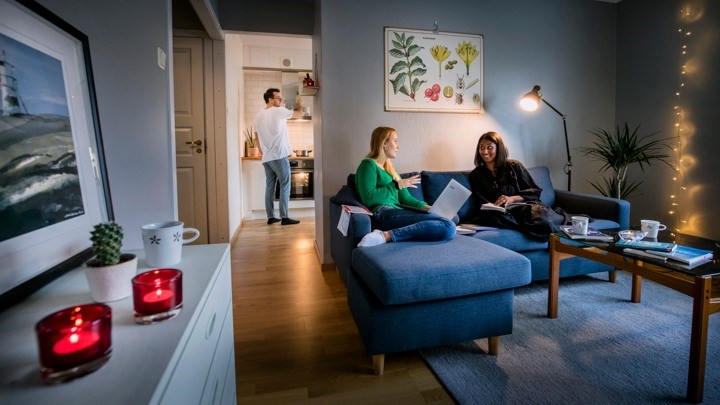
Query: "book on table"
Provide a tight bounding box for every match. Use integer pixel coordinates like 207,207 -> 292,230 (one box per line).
481,202 -> 529,213
559,225 -> 613,242
634,245 -> 713,266
614,239 -> 678,252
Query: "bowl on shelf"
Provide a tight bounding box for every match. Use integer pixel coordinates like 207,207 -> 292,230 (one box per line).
618,230 -> 647,243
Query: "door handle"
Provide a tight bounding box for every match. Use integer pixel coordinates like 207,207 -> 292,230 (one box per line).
185,140 -> 203,146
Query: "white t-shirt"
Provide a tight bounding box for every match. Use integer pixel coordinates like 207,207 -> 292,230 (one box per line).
253,106 -> 293,163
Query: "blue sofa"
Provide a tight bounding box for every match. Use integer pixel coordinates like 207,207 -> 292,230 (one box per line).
329,166 -> 630,374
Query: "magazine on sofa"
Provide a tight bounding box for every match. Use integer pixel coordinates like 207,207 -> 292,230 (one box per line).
480,202 -> 529,213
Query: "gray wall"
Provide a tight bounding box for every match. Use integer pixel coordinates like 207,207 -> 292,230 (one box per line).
616,0 -> 720,240
317,0 -> 617,261
37,0 -> 175,249
218,0 -> 315,35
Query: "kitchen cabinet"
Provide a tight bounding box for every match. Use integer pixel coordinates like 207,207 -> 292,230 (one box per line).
0,244 -> 235,405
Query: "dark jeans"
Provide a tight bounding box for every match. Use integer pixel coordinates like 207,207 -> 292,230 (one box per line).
373,206 -> 456,242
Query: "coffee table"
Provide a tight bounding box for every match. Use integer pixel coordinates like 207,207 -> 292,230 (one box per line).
548,232 -> 720,403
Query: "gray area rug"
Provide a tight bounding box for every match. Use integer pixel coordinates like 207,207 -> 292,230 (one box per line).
420,272 -> 720,404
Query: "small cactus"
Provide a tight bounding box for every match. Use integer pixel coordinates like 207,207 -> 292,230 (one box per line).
90,222 -> 124,266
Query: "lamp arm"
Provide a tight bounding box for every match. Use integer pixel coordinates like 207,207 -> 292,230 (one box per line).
541,98 -> 573,191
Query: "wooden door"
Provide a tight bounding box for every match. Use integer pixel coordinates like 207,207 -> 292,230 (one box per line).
173,37 -> 208,244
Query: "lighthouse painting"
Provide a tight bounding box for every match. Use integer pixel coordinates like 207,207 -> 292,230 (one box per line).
0,32 -> 84,242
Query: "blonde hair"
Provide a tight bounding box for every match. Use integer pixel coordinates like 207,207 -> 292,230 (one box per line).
366,126 -> 401,181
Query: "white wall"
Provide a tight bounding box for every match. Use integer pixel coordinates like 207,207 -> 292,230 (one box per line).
37,0 -> 176,250
225,34 -> 244,238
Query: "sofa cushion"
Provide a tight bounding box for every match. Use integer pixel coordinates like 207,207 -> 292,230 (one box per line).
330,184 -> 365,207
420,171 -> 477,220
351,236 -> 531,306
527,166 -> 556,207
471,229 -> 548,252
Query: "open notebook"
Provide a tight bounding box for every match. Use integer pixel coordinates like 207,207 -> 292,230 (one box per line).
402,179 -> 471,220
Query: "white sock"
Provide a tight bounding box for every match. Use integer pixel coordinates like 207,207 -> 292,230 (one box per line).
357,229 -> 387,247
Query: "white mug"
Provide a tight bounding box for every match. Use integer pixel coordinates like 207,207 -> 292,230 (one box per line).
571,216 -> 589,235
141,221 -> 200,267
640,219 -> 666,239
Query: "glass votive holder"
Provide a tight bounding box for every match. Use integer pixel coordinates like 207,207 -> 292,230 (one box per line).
35,303 -> 112,384
132,268 -> 183,324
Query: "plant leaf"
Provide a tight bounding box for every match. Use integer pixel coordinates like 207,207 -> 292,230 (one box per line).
388,49 -> 405,58
407,44 -> 422,57
392,40 -> 402,49
389,61 -> 408,74
398,85 -> 409,96
409,56 -> 426,70
411,79 -> 426,93
406,36 -> 414,46
392,72 -> 407,93
394,32 -> 403,43
410,67 -> 427,77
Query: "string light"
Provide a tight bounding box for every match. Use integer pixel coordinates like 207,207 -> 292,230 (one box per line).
668,7 -> 693,233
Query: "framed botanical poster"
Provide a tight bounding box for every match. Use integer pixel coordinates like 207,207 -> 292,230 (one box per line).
0,0 -> 112,310
385,27 -> 483,113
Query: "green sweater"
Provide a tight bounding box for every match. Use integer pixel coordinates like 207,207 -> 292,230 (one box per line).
355,158 -> 426,212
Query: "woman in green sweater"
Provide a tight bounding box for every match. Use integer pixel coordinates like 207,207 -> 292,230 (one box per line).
355,127 -> 456,247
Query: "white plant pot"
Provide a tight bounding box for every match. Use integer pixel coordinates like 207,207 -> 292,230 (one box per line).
84,254 -> 138,303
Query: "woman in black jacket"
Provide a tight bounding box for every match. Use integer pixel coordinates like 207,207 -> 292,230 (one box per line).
469,131 -> 563,241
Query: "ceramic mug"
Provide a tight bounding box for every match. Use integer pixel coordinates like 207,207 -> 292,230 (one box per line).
141,221 -> 200,267
640,219 -> 667,239
571,216 -> 589,235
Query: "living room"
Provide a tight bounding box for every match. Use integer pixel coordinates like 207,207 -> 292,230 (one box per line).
1,0 -> 719,403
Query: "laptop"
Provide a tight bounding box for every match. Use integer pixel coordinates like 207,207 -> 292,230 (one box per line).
401,179 -> 471,220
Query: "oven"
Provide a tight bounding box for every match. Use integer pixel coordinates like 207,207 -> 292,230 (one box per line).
275,159 -> 314,200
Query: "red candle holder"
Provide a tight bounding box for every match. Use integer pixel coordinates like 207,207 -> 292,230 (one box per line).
35,303 -> 112,384
132,268 -> 183,324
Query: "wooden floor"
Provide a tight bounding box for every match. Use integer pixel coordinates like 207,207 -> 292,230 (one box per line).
231,219 -> 454,404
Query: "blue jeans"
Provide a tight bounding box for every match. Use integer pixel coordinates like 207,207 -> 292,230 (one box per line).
373,206 -> 456,242
263,158 -> 290,218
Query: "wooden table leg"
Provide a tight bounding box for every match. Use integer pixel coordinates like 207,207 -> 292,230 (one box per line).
631,274 -> 642,303
608,269 -> 617,283
548,236 -> 560,318
687,277 -> 712,403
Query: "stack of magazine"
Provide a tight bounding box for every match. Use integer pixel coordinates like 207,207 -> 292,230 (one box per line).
619,240 -> 714,269
559,225 -> 613,242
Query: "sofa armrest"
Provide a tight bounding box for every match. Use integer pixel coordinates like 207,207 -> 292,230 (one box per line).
329,198 -> 372,285
554,190 -> 630,230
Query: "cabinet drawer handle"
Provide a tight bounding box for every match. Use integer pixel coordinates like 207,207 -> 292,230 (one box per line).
205,312 -> 216,339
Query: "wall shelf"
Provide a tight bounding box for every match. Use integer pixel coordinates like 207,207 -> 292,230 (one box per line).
300,86 -> 319,96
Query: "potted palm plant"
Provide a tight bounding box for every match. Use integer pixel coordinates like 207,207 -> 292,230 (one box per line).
84,222 -> 137,302
578,122 -> 674,199
243,127 -> 260,157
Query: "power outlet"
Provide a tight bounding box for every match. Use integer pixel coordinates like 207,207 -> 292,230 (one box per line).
157,47 -> 166,70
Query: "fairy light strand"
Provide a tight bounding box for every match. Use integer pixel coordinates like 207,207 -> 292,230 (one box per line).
669,7 -> 692,237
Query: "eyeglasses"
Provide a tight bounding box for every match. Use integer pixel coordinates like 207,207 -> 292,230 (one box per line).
273,97 -> 284,101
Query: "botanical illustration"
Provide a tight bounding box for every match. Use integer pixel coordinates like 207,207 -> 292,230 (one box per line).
387,32 -> 427,101
0,33 -> 83,242
385,27 -> 482,113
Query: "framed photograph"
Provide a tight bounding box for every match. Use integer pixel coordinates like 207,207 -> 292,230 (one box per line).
0,0 -> 112,310
384,27 -> 483,113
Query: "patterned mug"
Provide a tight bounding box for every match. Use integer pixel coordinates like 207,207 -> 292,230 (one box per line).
141,221 -> 200,267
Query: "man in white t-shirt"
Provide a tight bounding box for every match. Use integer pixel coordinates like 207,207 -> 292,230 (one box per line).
253,88 -> 299,225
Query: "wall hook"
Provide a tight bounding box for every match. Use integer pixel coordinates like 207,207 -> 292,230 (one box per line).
432,21 -> 439,34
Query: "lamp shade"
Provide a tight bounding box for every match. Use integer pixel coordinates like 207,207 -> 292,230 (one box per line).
520,85 -> 542,111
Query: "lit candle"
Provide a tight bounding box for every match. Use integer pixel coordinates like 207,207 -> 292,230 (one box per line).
36,304 -> 112,383
132,269 -> 183,323
53,331 -> 101,355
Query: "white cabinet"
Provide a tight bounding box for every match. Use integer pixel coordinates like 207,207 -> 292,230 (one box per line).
0,244 -> 235,405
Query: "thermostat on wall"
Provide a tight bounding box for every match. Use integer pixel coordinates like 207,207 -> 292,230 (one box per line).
157,47 -> 166,70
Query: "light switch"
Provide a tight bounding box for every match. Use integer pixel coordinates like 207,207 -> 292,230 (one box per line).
157,47 -> 166,70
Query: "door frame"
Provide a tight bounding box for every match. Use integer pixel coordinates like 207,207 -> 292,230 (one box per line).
173,29 -> 229,244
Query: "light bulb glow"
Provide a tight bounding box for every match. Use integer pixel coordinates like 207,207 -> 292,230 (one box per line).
519,98 -> 539,111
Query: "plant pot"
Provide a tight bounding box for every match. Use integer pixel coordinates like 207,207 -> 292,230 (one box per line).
85,253 -> 138,303
248,147 -> 260,158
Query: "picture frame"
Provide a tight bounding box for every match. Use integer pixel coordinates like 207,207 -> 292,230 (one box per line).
384,26 -> 483,113
0,0 -> 112,311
